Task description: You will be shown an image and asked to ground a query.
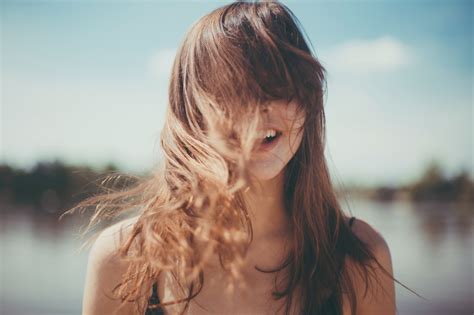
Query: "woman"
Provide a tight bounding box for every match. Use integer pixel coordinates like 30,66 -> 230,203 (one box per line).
75,1 -> 402,314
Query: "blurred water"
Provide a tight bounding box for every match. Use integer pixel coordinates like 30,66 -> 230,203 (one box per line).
345,198 -> 473,315
0,199 -> 472,315
0,206 -> 89,315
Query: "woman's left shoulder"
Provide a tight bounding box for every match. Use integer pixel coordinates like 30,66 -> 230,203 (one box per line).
343,217 -> 396,314
346,217 -> 390,253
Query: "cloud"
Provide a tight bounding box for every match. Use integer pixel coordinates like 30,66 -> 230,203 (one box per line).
147,48 -> 177,105
321,36 -> 413,73
147,48 -> 177,81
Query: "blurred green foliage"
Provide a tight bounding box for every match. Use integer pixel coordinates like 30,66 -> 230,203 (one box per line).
407,161 -> 473,203
0,159 -> 136,216
0,159 -> 472,217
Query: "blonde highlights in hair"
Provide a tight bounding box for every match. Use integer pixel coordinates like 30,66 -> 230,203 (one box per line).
66,1 -> 411,314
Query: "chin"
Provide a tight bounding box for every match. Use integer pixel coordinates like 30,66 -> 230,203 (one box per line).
247,156 -> 286,181
247,133 -> 302,182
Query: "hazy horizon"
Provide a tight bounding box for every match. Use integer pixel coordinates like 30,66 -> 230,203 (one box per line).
1,0 -> 472,187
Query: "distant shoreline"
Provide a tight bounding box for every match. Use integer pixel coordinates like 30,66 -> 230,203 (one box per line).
0,160 -> 472,218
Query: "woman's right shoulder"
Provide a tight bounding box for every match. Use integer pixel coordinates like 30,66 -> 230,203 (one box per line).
82,215 -> 141,315
89,215 -> 140,259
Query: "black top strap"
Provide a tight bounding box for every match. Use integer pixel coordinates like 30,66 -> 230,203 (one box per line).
145,282 -> 164,315
349,216 -> 356,228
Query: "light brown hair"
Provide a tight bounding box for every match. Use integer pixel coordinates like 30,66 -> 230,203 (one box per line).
65,1 -> 417,314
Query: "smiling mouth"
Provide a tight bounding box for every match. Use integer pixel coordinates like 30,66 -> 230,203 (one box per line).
255,129 -> 283,152
260,130 -> 282,145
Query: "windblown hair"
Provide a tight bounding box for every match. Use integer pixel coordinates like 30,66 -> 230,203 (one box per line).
65,1 -> 413,314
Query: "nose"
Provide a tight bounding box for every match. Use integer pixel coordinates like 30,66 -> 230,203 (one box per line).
261,105 -> 271,114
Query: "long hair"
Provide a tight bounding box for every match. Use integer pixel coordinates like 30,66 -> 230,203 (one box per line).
64,1 -> 414,314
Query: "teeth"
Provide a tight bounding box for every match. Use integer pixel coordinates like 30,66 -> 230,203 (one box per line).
263,129 -> 277,139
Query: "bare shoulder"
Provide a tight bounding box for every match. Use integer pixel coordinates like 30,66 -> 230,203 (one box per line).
344,217 -> 396,315
82,215 -> 141,315
345,216 -> 392,276
347,216 -> 389,252
89,215 -> 140,257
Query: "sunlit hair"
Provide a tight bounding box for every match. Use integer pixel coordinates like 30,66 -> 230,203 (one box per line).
65,1 -> 416,314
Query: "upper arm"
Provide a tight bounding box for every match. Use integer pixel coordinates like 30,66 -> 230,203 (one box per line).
82,217 -> 140,315
349,218 -> 396,315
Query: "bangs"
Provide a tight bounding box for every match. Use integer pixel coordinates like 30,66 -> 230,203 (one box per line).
183,1 -> 325,113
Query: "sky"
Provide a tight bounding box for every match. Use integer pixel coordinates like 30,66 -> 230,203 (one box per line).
1,0 -> 472,186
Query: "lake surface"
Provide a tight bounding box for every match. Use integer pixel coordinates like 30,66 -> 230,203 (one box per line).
1,198 -> 472,315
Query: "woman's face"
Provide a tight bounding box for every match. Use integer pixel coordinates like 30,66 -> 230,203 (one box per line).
247,99 -> 305,181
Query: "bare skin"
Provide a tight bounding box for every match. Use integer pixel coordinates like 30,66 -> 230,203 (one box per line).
82,214 -> 395,315
83,166 -> 396,312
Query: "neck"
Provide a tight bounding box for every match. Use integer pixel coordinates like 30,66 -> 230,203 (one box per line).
243,170 -> 290,242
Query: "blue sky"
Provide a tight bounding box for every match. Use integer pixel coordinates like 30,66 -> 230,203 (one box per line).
1,0 -> 472,186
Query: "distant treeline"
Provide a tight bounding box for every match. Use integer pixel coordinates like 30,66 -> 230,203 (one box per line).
0,160 -> 140,216
343,161 -> 473,204
0,160 -> 472,217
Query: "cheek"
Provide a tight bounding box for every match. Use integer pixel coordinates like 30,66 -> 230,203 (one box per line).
285,109 -> 305,152
286,126 -> 304,154
282,103 -> 305,131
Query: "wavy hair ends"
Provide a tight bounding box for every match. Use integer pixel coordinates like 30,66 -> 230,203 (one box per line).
62,1 -> 411,315
156,0 -> 327,296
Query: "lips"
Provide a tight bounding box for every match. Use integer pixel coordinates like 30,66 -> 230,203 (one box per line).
256,129 -> 283,152
260,130 -> 282,144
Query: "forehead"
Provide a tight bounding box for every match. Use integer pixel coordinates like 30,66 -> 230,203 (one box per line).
264,99 -> 302,113
261,99 -> 305,125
